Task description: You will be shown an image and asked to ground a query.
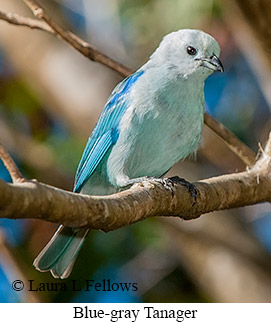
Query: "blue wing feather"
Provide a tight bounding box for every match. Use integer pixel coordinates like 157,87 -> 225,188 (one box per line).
74,128 -> 118,192
73,70 -> 144,193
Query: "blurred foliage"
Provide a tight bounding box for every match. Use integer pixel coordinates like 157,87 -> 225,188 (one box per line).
119,0 -> 215,46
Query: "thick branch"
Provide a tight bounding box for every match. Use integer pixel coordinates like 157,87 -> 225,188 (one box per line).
0,163 -> 270,231
0,2 -> 256,166
0,126 -> 269,230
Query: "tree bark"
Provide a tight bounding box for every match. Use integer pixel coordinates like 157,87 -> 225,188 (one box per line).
0,151 -> 269,230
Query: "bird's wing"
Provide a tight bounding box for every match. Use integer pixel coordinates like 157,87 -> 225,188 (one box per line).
73,70 -> 144,193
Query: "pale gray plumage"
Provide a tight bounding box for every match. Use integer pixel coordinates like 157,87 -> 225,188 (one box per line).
33,29 -> 223,278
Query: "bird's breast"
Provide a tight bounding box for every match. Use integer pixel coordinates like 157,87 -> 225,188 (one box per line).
107,78 -> 205,185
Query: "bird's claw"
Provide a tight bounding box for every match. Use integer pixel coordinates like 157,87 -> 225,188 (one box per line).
163,176 -> 198,205
145,177 -> 174,194
145,176 -> 197,205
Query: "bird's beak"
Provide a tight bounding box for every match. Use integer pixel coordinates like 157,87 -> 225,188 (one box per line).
199,54 -> 224,72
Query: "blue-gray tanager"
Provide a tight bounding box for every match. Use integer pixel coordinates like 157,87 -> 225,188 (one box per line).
34,29 -> 223,278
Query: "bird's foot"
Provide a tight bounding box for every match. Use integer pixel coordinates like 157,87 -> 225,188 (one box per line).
132,176 -> 174,194
127,176 -> 197,204
149,177 -> 174,192
163,176 -> 198,205
145,177 -> 177,197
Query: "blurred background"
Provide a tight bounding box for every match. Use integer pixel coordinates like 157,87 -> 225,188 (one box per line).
0,0 -> 271,303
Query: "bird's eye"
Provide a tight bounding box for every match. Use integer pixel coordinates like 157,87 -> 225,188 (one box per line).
187,46 -> 197,56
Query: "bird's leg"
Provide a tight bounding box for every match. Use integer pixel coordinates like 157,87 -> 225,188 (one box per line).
116,175 -> 156,188
117,175 -> 197,205
163,176 -> 198,205
117,175 -> 175,191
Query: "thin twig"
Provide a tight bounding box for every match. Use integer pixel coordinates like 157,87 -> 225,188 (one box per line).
0,1 -> 256,166
23,0 -> 133,77
264,132 -> 271,157
0,9 -> 54,33
0,229 -> 41,302
204,113 -> 256,167
0,144 -> 25,183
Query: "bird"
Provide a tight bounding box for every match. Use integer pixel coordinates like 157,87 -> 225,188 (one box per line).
33,29 -> 223,279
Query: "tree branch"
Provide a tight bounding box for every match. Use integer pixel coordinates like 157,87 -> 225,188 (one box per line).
0,1 -> 256,166
204,113 -> 256,167
0,144 -> 25,183
0,9 -> 54,33
0,229 -> 41,302
23,0 -> 133,77
0,142 -> 269,230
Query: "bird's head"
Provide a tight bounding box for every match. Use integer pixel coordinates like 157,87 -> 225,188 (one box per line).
151,29 -> 223,79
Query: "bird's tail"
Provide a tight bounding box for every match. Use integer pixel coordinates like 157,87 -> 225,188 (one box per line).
33,225 -> 89,279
